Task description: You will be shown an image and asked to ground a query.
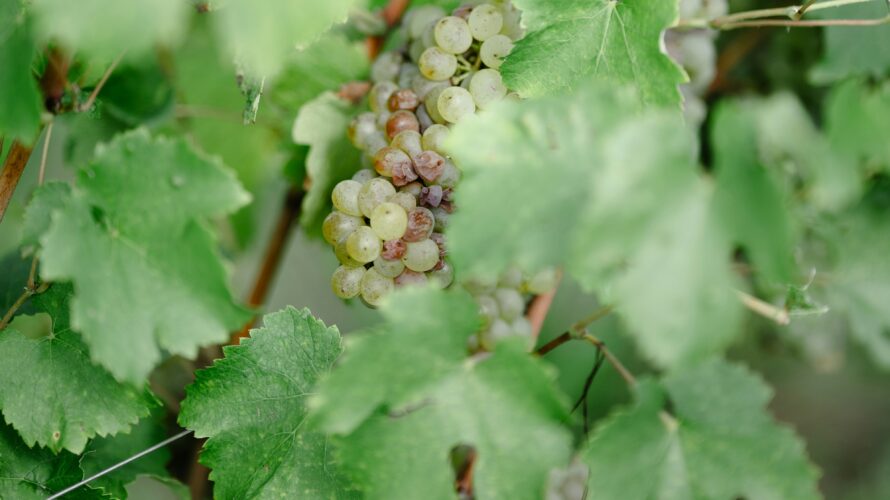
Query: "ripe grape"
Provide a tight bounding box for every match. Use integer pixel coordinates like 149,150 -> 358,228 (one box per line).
361,268 -> 394,306
413,150 -> 446,182
429,260 -> 454,287
437,86 -> 476,123
334,236 -> 362,267
373,146 -> 412,178
525,268 -> 559,294
480,34 -> 513,69
370,202 -> 409,240
332,266 -> 365,299
388,191 -> 417,212
358,178 -> 397,217
373,256 -> 406,279
407,5 -> 447,39
390,130 -> 423,158
352,169 -> 376,183
381,239 -> 408,260
386,110 -> 421,140
371,52 -> 402,83
395,269 -> 429,287
402,239 -> 440,272
468,4 -> 504,41
421,124 -> 449,154
322,211 -> 363,245
346,226 -> 382,263
436,160 -> 461,188
469,68 -> 507,109
403,207 -> 435,242
370,81 -> 399,113
331,180 -> 363,217
388,88 -> 420,112
495,287 -> 524,320
434,16 -> 473,54
419,47 -> 458,81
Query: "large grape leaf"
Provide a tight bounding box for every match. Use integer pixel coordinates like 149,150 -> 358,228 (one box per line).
503,0 -> 685,106
179,307 -> 357,499
32,129 -> 251,384
825,79 -> 890,173
212,0 -> 360,78
292,93 -> 363,236
711,101 -> 796,285
310,287 -> 573,499
0,1 -> 42,143
30,0 -> 188,61
446,85 -> 741,368
581,360 -> 820,499
80,409 -> 175,499
0,283 -> 158,454
810,1 -> 890,84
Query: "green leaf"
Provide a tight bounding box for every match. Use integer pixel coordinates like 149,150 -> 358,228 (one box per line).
503,0 -> 685,106
179,307 -> 357,499
34,129 -> 251,384
825,79 -> 890,173
21,182 -> 71,247
80,409 -> 173,499
31,0 -> 188,61
810,1 -> 890,84
292,93 -> 363,236
0,284 -> 157,454
212,0 -> 360,78
0,3 -> 43,143
582,360 -> 820,500
711,101 -> 796,285
310,287 -> 572,500
446,85 -> 741,367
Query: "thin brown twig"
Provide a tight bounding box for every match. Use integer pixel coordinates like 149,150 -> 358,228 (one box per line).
0,141 -> 34,225
580,333 -> 637,387
526,272 -> 562,340
79,51 -> 126,112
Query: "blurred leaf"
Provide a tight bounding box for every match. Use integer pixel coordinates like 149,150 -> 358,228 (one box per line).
825,79 -> 890,173
80,409 -> 173,499
0,283 -> 158,454
212,0 -> 360,78
310,287 -> 572,500
811,1 -> 890,84
97,61 -> 176,127
0,2 -> 43,143
31,0 -> 188,61
712,101 -> 796,285
180,307 -> 357,499
292,92 -> 362,236
503,0 -> 685,106
582,360 -> 820,499
32,129 -> 251,384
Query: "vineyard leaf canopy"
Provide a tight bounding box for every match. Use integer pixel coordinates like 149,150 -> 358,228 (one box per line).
0,0 -> 42,143
179,307 -> 357,499
810,0 -> 890,84
0,283 -> 157,454
445,84 -> 741,368
33,129 -> 251,384
582,360 -> 820,499
310,287 -> 573,500
503,0 -> 686,106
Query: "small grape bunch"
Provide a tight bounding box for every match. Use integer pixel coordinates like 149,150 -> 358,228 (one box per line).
325,1 -> 523,307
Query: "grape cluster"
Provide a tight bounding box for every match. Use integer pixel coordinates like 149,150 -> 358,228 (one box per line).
324,2 -> 554,348
545,459 -> 589,500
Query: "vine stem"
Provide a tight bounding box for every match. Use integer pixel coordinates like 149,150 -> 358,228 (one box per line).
368,0 -> 411,58
526,271 -> 562,340
0,141 -> 33,225
678,0 -> 880,29
736,290 -> 791,325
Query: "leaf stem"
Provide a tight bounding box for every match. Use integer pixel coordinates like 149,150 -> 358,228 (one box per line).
580,333 -> 638,387
736,290 -> 790,325
0,282 -> 49,331
679,0 -> 880,29
79,51 -> 126,112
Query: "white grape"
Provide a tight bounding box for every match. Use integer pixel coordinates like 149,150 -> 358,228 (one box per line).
476,294 -> 500,326
480,34 -> 513,69
369,81 -> 398,113
435,160 -> 461,188
434,16 -> 473,54
422,124 -> 450,154
419,47 -> 458,81
408,5 -> 447,39
412,75 -> 448,100
429,261 -> 454,288
331,180 -> 363,217
332,266 -> 365,299
348,112 -> 377,149
334,237 -> 362,267
352,169 -> 377,183
486,318 -> 512,343
373,257 -> 405,279
499,266 -> 523,288
437,86 -> 476,123
391,130 -> 423,158
322,211 -> 363,245
468,4 -> 504,41
424,86 -> 448,124
387,191 -> 417,212
371,52 -> 402,83
398,62 -> 421,89
358,177 -> 397,217
402,239 -> 440,272
511,317 -> 533,338
468,68 -> 507,109
526,268 -> 559,294
346,226 -> 382,263
431,206 -> 450,231
495,287 -> 525,320
370,202 -> 408,240
361,268 -> 394,306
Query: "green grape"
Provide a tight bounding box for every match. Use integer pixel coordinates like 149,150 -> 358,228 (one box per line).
334,237 -> 362,267
373,257 -> 405,279
402,239 -> 440,272
497,1 -> 524,40
388,192 -> 417,212
331,265 -> 365,299
468,68 -> 507,110
331,180 -> 363,217
477,295 -> 500,326
346,226 -> 382,263
409,39 -> 426,64
352,169 -> 377,183
424,86 -> 448,124
486,318 -> 512,344
437,86 -> 476,123
322,211 -> 363,245
370,202 -> 409,240
429,260 -> 454,288
435,160 -> 461,188
431,206 -> 450,231
358,177 -> 397,217
419,47 -> 458,81
347,112 -> 377,149
463,274 -> 497,295
395,269 -> 428,287
371,51 -> 402,83
526,268 -> 559,294
400,181 -> 423,198
412,75 -> 447,100
422,124 -> 450,154
398,62 -> 420,89
369,81 -> 398,113
511,317 -> 533,338
363,130 -> 389,156
391,130 -> 423,158
480,34 -> 513,69
434,16 -> 473,54
499,266 -> 523,288
495,287 -> 524,321
468,4 -> 503,41
361,268 -> 394,306
408,5 -> 446,39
